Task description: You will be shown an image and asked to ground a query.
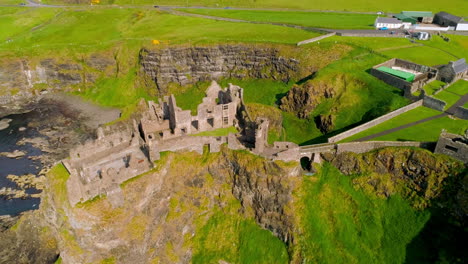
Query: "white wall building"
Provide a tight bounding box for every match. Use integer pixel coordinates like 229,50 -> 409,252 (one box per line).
456,22 -> 468,31
375,17 -> 403,29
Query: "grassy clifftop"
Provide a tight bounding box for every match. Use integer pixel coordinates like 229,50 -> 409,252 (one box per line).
35,0 -> 468,15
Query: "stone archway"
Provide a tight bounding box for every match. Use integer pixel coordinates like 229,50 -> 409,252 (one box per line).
300,156 -> 312,171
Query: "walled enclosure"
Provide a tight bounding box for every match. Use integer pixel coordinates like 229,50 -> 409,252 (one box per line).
435,131 -> 468,163
370,58 -> 438,97
328,100 -> 423,143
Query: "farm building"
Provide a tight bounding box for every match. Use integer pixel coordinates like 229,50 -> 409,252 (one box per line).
374,17 -> 403,29
433,12 -> 463,27
370,58 -> 438,96
395,11 -> 433,24
456,21 -> 468,31
437,58 -> 468,83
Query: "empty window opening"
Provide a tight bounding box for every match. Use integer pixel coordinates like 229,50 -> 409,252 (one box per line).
207,118 -> 214,127
445,145 -> 458,152
223,117 -> 229,125
223,105 -> 229,110
192,120 -> 199,130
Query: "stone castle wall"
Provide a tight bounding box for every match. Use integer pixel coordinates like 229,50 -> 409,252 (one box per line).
435,132 -> 468,163
328,100 -> 423,143
423,95 -> 446,111
453,106 -> 468,120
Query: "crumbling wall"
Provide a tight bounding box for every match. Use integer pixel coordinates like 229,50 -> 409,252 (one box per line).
435,132 -> 468,163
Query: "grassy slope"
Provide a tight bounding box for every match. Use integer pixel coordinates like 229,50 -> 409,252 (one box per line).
180,9 -> 377,29
192,210 -> 289,264
295,163 -> 430,263
37,0 -> 468,15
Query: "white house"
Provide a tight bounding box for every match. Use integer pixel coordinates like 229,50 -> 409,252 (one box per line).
375,17 -> 403,29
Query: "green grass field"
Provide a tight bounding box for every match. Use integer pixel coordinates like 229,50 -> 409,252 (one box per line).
434,90 -> 461,110
193,213 -> 289,264
445,80 -> 468,95
180,9 -> 377,29
373,116 -> 468,142
423,80 -> 445,95
0,8 -> 319,55
341,106 -> 441,142
295,163 -> 430,263
35,0 -> 468,15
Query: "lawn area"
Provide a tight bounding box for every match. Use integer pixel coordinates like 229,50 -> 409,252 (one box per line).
218,79 -> 292,106
422,80 -> 445,96
445,80 -> 468,95
373,116 -> 468,142
433,90 -> 461,110
192,126 -> 238,137
322,35 -> 418,51
381,46 -> 458,66
180,9 -> 377,29
341,106 -> 441,142
39,0 -> 468,15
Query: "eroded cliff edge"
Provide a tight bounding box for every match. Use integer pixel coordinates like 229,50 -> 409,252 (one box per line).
3,145 -> 464,264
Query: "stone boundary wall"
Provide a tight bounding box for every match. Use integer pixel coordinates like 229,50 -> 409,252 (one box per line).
336,141 -> 433,154
423,95 -> 446,111
370,68 -> 412,93
453,106 -> 468,120
299,143 -> 335,154
328,100 -> 423,143
297,32 -> 336,46
336,32 -> 405,38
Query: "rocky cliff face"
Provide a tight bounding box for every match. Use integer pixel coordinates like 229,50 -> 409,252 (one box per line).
0,54 -> 115,117
139,45 -> 300,94
40,148 -> 300,263
280,78 -> 336,119
322,147 -> 465,208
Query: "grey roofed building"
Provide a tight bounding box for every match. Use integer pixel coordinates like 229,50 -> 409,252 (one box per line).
433,11 -> 463,26
437,58 -> 468,83
452,58 -> 468,74
375,17 -> 402,24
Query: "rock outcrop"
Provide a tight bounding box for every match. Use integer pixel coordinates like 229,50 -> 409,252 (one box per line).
139,45 -> 300,94
280,80 -> 336,119
41,148 -> 300,263
0,54 -> 115,117
322,147 -> 465,208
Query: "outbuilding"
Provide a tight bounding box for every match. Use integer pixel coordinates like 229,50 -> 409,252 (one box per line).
400,11 -> 433,23
437,58 -> 468,83
374,17 -> 403,29
456,21 -> 468,31
433,11 -> 463,27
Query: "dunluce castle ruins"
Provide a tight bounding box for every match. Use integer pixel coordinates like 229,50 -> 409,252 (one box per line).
64,78 -> 468,206
64,81 -> 298,205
